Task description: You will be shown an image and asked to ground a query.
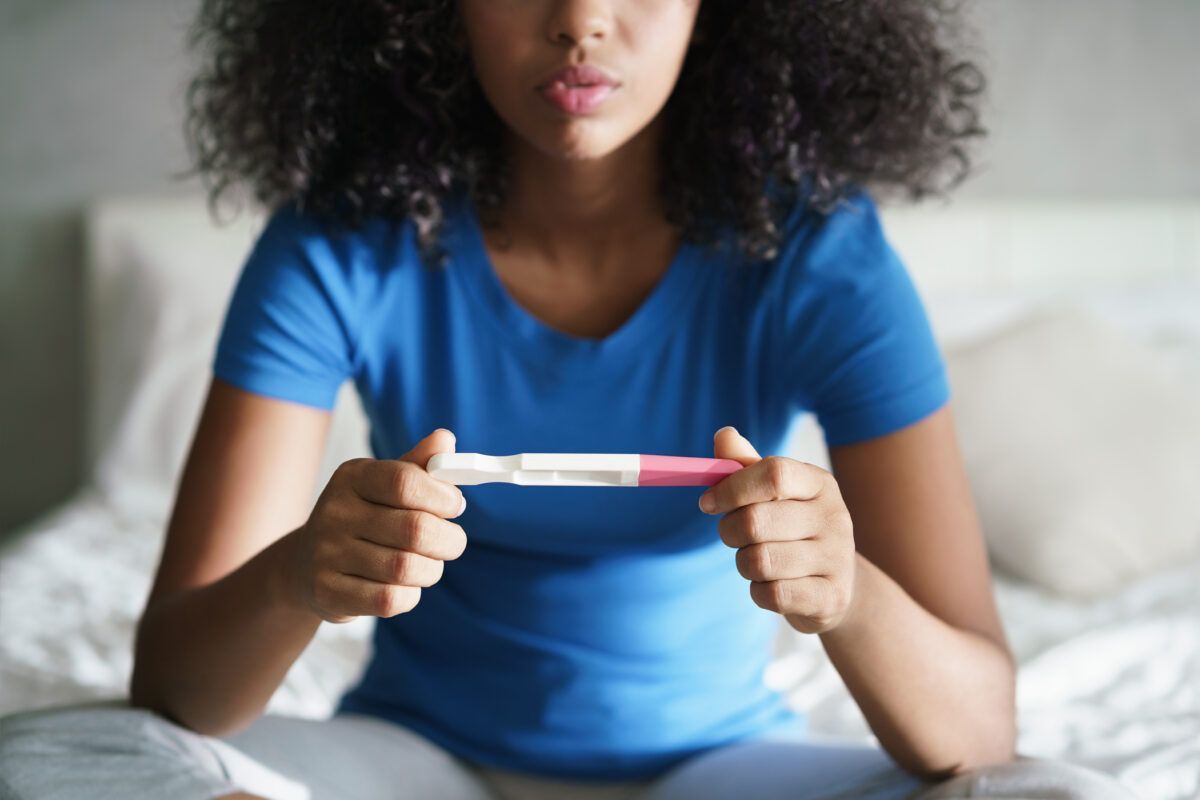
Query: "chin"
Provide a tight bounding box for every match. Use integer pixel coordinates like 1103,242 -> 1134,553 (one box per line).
528,125 -> 630,163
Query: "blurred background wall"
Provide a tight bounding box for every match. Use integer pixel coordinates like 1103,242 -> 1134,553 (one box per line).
1,0 -> 1198,537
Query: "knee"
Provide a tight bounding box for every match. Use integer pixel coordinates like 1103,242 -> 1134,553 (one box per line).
917,756 -> 1139,800
0,700 -> 218,799
1,701 -> 134,764
3,700 -> 131,744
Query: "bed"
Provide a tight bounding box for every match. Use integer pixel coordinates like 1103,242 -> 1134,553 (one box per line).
1,194 -> 1197,799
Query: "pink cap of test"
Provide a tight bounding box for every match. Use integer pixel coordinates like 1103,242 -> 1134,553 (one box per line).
638,455 -> 744,486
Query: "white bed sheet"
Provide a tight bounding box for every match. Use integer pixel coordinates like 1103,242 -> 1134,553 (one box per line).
1,481 -> 1196,799
767,551 -> 1200,800
0,486 -> 373,722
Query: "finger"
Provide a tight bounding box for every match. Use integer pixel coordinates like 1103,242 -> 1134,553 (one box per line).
716,499 -> 822,548
319,571 -> 422,619
700,456 -> 828,516
734,540 -> 830,582
358,508 -> 469,561
399,428 -> 458,470
748,575 -> 837,619
351,459 -> 466,519
713,425 -> 761,466
342,538 -> 446,587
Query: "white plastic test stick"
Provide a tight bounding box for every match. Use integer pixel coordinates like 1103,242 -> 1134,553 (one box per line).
426,452 -> 743,487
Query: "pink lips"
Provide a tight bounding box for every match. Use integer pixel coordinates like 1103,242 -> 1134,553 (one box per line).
536,64 -> 620,115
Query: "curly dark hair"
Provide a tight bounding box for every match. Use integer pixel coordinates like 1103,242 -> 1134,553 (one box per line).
184,0 -> 987,269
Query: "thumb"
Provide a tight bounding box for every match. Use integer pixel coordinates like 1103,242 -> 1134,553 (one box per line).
400,428 -> 458,470
713,425 -> 761,467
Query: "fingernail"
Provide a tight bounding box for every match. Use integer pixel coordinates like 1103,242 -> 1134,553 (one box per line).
458,495 -> 467,516
716,425 -> 737,439
699,493 -> 716,513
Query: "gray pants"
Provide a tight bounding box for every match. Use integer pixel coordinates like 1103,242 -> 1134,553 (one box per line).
0,699 -> 1140,800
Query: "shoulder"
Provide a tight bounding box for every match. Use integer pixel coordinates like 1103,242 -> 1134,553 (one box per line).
757,184 -> 912,332
772,183 -> 895,289
260,201 -> 415,255
250,201 -> 424,287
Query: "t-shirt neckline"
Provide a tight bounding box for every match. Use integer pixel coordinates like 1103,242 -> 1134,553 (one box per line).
444,188 -> 706,372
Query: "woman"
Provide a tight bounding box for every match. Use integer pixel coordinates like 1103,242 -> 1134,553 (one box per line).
0,0 -> 1139,798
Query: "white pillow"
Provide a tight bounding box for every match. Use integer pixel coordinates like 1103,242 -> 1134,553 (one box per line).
84,197 -> 372,525
944,305 -> 1200,598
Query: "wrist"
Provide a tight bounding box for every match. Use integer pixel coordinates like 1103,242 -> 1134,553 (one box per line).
822,552 -> 873,640
264,526 -> 313,618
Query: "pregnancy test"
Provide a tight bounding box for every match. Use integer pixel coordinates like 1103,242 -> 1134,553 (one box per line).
426,453 -> 744,487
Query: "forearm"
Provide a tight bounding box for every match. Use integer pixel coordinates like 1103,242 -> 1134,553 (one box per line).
817,552 -> 1017,779
129,529 -> 323,737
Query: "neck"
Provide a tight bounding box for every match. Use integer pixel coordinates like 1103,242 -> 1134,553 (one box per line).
486,115 -> 675,278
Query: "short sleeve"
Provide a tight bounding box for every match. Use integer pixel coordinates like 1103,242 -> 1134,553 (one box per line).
212,205 -> 360,410
773,188 -> 950,447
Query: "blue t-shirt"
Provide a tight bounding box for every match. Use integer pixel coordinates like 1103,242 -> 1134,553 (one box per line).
211,183 -> 950,781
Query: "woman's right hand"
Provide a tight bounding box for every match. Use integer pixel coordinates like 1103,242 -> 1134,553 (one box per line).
282,428 -> 468,623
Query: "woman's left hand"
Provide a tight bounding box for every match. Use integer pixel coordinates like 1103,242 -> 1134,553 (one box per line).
699,426 -> 858,635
